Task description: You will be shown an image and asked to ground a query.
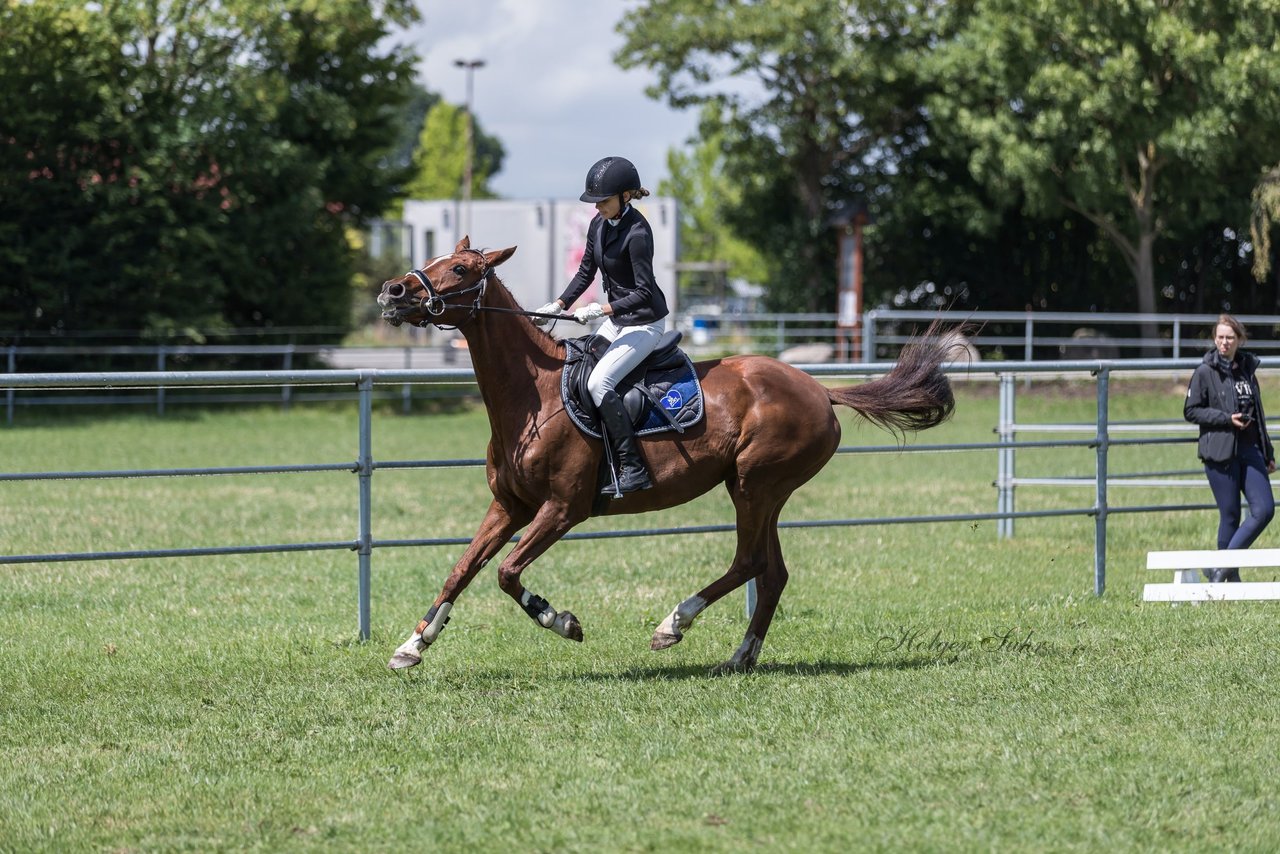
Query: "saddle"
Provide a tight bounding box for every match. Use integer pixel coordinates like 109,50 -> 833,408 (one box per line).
561,330 -> 705,439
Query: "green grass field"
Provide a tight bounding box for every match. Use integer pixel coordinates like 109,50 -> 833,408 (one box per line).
3,378 -> 1280,852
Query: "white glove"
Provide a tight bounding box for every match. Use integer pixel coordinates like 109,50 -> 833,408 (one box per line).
532,302 -> 563,327
573,302 -> 605,323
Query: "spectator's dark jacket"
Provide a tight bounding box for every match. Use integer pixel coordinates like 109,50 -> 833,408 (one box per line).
1184,348 -> 1275,464
558,206 -> 668,325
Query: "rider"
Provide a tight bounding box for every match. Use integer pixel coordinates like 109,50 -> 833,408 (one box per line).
535,156 -> 669,495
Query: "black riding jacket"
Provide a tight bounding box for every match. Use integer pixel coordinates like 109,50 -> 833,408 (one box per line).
558,206 -> 669,326
1184,349 -> 1275,464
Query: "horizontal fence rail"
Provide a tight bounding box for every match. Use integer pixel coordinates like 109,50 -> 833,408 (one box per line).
2,340 -> 469,421
1,359 -> 1228,636
677,310 -> 1280,362
10,309 -> 1280,386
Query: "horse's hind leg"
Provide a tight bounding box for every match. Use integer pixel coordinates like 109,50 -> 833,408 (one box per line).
650,523 -> 761,650
651,491 -> 786,666
711,505 -> 788,675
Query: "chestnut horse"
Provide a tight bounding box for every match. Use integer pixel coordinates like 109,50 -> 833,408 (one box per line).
379,238 -> 955,673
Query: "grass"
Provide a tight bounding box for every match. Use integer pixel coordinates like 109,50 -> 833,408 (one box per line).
3,378 -> 1280,851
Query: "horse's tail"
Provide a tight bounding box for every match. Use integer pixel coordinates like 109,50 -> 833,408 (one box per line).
826,321 -> 961,435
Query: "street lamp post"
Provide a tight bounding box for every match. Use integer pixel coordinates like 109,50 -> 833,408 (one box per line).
453,58 -> 485,238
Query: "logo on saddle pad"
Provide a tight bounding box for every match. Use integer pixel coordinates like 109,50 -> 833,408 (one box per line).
561,332 -> 705,439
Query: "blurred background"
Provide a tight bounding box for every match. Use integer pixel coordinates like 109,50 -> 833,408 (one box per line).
5,0 -> 1280,372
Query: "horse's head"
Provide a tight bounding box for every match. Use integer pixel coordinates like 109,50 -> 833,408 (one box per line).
378,237 -> 516,328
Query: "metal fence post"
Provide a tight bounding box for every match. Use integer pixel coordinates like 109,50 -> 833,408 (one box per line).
1172,318 -> 1181,358
862,310 -> 876,363
1093,367 -> 1110,595
156,346 -> 166,416
1023,316 -> 1035,390
6,345 -> 15,425
997,373 -> 1016,539
357,374 -> 374,639
402,346 -> 413,415
996,374 -> 1006,537
281,345 -> 294,411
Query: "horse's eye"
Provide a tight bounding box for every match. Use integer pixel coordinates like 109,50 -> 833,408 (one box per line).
452,264 -> 467,276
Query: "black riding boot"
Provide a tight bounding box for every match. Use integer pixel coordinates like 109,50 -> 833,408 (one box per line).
596,390 -> 653,496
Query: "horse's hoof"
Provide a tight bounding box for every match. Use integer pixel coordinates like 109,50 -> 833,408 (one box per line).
387,649 -> 422,670
554,611 -> 584,642
650,629 -> 682,650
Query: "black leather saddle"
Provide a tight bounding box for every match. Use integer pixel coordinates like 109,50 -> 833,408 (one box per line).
560,330 -> 704,438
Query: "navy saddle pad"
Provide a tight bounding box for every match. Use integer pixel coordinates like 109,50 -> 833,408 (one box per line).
561,330 -> 705,438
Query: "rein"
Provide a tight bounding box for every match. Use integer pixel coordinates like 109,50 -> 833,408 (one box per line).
475,305 -> 585,324
398,249 -> 583,328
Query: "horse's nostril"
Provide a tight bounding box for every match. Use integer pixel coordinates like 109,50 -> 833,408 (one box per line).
386,282 -> 406,300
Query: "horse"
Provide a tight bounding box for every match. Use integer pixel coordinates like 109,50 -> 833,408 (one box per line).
378,237 -> 957,674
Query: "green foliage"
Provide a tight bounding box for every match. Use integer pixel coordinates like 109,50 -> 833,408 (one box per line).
1251,164 -> 1280,283
619,0 -> 938,312
0,0 -> 419,345
922,0 -> 1280,314
658,117 -> 767,300
625,0 -> 1280,315
400,100 -> 505,201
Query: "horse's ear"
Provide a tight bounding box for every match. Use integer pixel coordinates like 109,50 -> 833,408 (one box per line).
485,246 -> 517,268
455,236 -> 471,252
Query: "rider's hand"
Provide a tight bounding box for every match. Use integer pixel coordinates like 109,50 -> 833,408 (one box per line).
532,302 -> 563,328
573,302 -> 605,323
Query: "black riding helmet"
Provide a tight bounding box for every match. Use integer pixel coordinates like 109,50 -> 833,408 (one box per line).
580,156 -> 641,203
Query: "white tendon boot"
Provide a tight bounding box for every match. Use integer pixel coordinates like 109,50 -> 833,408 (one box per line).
388,602 -> 452,670
651,595 -> 707,650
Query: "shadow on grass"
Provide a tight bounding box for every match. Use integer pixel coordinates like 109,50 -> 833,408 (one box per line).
588,657 -> 956,682
384,657 -> 957,684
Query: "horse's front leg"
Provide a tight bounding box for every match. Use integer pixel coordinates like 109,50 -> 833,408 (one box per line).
388,499 -> 528,670
495,501 -> 586,642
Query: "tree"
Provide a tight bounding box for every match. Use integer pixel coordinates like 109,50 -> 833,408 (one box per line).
617,0 -> 941,312
924,0 -> 1280,330
1251,164 -> 1280,287
401,100 -> 505,201
658,113 -> 767,301
0,0 -> 418,349
387,84 -> 442,176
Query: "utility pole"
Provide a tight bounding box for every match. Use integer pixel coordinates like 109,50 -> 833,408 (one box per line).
454,58 -> 485,238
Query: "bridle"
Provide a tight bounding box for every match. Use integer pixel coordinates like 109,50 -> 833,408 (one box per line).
388,248 -> 492,330
382,247 -> 581,329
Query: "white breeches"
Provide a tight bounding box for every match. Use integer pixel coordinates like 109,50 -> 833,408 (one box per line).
586,317 -> 667,406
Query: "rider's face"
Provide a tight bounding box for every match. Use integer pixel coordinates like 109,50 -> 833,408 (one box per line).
594,193 -> 625,220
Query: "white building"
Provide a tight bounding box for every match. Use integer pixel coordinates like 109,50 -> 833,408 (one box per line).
393,197 -> 680,317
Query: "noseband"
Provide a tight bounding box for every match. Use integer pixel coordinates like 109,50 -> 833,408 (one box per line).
389,249 -> 491,329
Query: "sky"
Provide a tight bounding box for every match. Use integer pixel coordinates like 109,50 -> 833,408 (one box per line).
393,0 -> 701,200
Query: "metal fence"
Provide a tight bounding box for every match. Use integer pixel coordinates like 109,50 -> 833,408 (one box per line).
681,309 -> 1280,361
7,310 -> 1280,419
2,341 -> 463,421
1,360 -> 1217,637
